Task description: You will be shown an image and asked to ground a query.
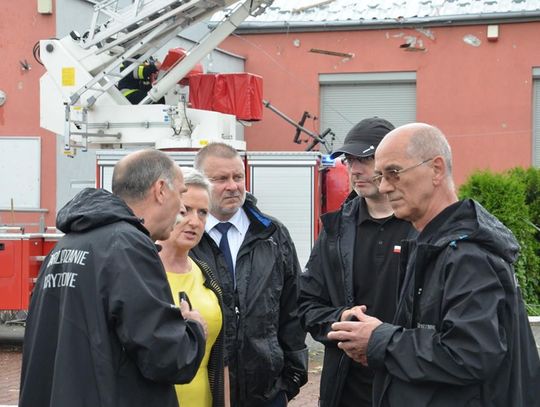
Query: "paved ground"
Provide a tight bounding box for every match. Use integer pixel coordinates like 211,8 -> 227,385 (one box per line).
2,321 -> 538,407
0,349 -> 323,407
289,347 -> 323,407
0,347 -> 322,407
0,344 -> 22,406
0,325 -> 323,406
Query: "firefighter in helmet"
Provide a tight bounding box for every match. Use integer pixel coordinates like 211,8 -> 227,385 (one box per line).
118,56 -> 161,104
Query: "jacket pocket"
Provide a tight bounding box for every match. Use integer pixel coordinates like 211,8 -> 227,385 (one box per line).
244,336 -> 284,400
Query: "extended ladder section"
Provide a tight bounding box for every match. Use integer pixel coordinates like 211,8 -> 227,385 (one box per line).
68,0 -> 229,107
82,0 -> 228,51
143,0 -> 271,103
39,0 -> 272,151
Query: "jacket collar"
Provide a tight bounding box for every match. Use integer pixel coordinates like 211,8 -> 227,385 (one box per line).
321,194 -> 361,236
242,193 -> 276,237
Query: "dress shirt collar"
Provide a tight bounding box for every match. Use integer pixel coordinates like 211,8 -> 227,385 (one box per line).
206,208 -> 249,236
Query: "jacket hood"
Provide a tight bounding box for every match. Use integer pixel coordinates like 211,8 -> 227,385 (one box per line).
56,188 -> 146,234
427,199 -> 520,264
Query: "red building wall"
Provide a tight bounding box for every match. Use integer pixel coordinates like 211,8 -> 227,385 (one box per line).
2,9 -> 540,227
221,21 -> 540,185
0,1 -> 56,230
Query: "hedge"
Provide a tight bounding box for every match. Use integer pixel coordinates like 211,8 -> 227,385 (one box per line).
458,168 -> 540,308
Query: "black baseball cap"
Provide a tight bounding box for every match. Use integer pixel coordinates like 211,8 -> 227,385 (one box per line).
329,117 -> 395,159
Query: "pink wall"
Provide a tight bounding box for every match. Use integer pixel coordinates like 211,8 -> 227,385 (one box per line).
221,22 -> 540,185
0,1 -> 56,230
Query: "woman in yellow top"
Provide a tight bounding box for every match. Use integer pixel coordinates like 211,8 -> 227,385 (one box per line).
159,167 -> 229,407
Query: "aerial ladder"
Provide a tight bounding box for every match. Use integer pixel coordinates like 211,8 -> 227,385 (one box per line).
39,0 -> 272,152
1,0 -> 348,315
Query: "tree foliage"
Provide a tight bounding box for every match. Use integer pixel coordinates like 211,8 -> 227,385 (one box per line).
458,168 -> 540,307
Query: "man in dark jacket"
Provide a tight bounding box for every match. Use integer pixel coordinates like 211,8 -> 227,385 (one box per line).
191,143 -> 308,407
329,123 -> 540,406
298,118 -> 413,407
20,149 -> 207,407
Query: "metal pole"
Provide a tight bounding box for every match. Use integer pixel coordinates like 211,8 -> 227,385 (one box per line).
262,99 -> 325,143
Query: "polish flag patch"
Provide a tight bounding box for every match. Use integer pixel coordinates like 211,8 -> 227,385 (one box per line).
393,245 -> 401,253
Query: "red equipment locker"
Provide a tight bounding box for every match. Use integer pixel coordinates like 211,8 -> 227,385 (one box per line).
21,235 -> 45,310
0,230 -> 62,311
0,233 -> 24,310
42,232 -> 62,257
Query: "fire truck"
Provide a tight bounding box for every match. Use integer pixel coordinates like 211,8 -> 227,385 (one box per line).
0,0 -> 349,314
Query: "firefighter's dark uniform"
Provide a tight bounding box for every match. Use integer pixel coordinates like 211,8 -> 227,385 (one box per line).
118,60 -> 159,104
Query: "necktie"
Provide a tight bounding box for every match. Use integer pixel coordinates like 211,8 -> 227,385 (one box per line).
215,222 -> 235,285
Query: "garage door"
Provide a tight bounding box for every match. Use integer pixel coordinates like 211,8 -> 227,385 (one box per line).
320,72 -> 416,151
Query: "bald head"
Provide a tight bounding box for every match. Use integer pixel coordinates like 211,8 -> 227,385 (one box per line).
377,123 -> 453,177
112,149 -> 187,240
375,123 -> 457,230
112,149 -> 179,203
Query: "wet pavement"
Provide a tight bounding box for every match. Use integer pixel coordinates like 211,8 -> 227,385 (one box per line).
3,321 -> 538,407
0,351 -> 322,407
0,325 -> 323,406
290,347 -> 323,407
0,344 -> 21,406
0,347 -> 322,407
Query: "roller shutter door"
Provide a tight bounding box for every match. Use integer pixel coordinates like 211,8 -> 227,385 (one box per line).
247,152 -> 319,269
320,72 -> 416,149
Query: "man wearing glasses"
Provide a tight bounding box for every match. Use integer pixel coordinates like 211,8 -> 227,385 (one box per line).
191,143 -> 308,407
329,123 -> 540,406
298,117 -> 413,407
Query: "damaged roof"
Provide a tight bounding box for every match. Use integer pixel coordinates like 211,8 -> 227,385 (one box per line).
217,0 -> 540,31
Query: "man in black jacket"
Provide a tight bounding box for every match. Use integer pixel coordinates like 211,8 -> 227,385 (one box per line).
191,143 -> 308,407
20,149 -> 207,407
329,123 -> 540,406
298,118 -> 413,407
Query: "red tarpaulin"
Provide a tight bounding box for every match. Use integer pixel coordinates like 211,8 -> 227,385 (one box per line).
189,73 -> 263,121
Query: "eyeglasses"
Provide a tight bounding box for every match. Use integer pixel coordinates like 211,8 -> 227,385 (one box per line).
372,158 -> 434,187
341,155 -> 374,166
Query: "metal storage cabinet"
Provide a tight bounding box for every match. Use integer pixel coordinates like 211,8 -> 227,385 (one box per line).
0,230 -> 62,311
0,231 -> 43,310
0,233 -> 24,310
20,235 -> 45,310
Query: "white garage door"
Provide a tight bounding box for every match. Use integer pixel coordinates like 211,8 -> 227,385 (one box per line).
320,72 -> 416,151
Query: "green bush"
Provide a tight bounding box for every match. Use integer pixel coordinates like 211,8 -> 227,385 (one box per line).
509,167 -> 540,233
458,169 -> 540,307
508,167 -> 540,305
